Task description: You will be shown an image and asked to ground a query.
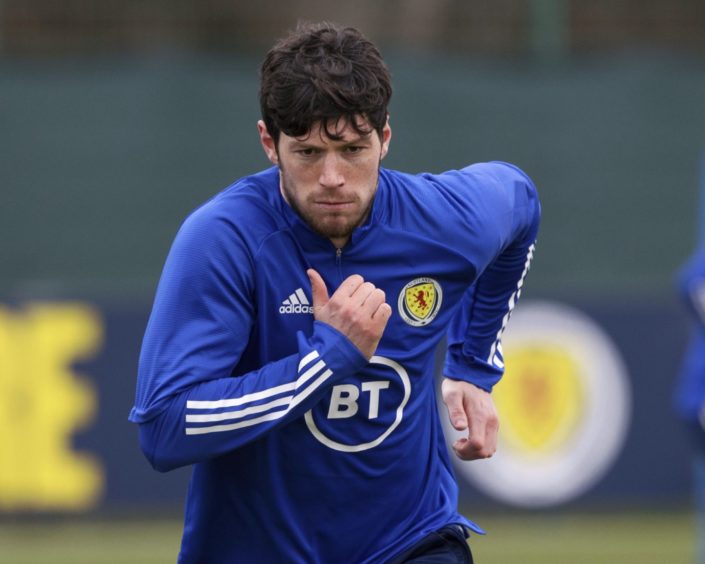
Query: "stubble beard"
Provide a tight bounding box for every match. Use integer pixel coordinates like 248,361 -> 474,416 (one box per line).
279,165 -> 379,244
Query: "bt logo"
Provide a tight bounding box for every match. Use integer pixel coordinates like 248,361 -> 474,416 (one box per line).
327,381 -> 390,420
305,356 -> 411,453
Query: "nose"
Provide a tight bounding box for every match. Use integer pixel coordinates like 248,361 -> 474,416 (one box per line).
318,152 -> 344,188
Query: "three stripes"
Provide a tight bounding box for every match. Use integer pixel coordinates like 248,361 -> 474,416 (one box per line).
185,350 -> 332,435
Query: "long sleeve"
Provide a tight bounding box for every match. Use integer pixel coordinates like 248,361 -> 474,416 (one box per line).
443,162 -> 541,391
129,197 -> 367,472
137,322 -> 366,472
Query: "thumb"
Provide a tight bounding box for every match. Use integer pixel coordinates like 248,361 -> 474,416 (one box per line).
307,269 -> 329,312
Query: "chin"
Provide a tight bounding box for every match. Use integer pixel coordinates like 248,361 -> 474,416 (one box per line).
317,223 -> 354,241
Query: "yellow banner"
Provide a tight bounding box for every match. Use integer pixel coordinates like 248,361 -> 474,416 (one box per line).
0,303 -> 104,511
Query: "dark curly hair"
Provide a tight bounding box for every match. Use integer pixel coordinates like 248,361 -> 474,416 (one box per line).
259,22 -> 392,145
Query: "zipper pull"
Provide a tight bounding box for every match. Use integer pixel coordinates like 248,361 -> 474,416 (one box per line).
334,248 -> 344,282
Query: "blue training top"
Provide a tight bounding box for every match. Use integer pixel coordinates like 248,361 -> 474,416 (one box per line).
674,247 -> 705,425
130,162 -> 541,563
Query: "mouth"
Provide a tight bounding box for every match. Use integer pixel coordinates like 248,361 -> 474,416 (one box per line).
314,201 -> 355,211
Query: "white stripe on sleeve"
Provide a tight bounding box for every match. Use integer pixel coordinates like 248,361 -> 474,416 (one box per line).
487,243 -> 535,367
184,350 -> 332,435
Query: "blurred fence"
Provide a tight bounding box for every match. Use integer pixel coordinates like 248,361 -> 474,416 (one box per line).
2,0 -> 705,56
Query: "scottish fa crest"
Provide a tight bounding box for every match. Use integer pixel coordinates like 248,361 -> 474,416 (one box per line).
398,277 -> 442,327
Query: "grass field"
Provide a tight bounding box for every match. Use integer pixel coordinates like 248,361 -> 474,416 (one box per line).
0,509 -> 695,563
470,509 -> 694,564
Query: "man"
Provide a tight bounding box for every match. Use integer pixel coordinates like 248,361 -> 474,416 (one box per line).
130,21 -> 540,563
674,245 -> 705,564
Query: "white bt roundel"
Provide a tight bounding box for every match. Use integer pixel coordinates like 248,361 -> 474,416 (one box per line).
305,356 -> 411,452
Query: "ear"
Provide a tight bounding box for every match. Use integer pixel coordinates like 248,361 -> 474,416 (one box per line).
380,115 -> 392,160
258,120 -> 279,165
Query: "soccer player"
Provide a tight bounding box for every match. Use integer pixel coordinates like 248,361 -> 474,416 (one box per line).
130,21 -> 540,563
674,246 -> 705,564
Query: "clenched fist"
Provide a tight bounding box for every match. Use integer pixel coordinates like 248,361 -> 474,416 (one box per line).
307,269 -> 392,359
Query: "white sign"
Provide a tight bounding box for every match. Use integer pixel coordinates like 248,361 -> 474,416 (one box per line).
447,300 -> 631,507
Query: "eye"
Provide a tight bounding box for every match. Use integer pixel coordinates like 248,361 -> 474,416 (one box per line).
344,146 -> 365,154
295,147 -> 320,157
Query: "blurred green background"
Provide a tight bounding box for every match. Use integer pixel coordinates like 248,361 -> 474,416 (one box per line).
2,1 -> 704,301
1,1 -> 704,562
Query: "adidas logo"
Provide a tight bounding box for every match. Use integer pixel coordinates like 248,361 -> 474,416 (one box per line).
279,288 -> 314,314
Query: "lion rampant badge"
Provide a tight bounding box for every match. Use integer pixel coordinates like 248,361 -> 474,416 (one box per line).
398,277 -> 443,326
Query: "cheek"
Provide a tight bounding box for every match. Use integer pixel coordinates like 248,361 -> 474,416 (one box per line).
287,163 -> 321,190
282,165 -> 309,190
357,161 -> 382,197
347,156 -> 379,181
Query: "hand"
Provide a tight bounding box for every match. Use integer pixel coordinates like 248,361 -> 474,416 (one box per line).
307,269 -> 392,360
441,378 -> 499,460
